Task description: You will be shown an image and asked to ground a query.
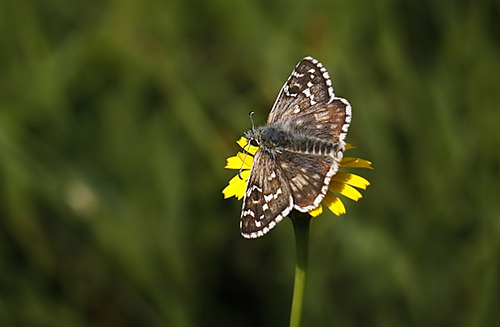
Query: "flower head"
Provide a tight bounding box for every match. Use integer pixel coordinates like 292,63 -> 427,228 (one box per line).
223,137 -> 372,217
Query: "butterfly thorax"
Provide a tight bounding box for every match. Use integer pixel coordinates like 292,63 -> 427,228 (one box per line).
245,122 -> 342,160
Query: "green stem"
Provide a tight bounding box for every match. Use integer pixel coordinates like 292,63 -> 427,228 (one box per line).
289,211 -> 311,327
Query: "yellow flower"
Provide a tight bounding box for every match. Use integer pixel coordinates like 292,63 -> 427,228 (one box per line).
222,137 -> 372,217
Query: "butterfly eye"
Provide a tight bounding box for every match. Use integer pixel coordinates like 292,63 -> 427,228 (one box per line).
250,139 -> 259,147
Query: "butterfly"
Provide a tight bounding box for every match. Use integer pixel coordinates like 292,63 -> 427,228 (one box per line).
240,56 -> 352,238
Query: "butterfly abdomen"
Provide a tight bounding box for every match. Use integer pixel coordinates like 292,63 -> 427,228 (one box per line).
256,125 -> 341,159
289,135 -> 341,159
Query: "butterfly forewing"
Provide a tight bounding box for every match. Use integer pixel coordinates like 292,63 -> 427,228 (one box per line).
288,98 -> 351,147
241,151 -> 293,238
268,57 -> 351,146
268,57 -> 333,121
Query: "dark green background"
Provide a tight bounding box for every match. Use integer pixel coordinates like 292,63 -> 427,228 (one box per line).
1,0 -> 500,326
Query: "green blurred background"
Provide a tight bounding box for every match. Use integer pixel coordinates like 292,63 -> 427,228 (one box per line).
1,0 -> 500,326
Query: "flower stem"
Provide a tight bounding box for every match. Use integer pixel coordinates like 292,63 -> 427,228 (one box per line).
289,211 -> 311,327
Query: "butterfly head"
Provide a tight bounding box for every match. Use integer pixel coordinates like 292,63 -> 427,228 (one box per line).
244,127 -> 261,147
243,111 -> 260,147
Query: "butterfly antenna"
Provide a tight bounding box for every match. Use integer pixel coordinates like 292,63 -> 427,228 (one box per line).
249,111 -> 255,130
238,111 -> 256,180
238,160 -> 245,180
238,139 -> 252,180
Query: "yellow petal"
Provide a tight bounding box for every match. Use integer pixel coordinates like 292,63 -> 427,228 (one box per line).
222,182 -> 239,199
345,143 -> 356,150
236,152 -> 254,169
329,181 -> 362,201
236,137 -> 259,155
340,157 -> 373,169
225,155 -> 244,169
236,137 -> 247,148
323,192 -> 346,216
222,171 -> 250,199
225,147 -> 254,170
308,205 -> 323,217
331,172 -> 370,190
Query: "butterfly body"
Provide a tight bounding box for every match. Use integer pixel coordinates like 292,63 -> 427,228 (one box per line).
245,123 -> 342,160
240,57 -> 351,239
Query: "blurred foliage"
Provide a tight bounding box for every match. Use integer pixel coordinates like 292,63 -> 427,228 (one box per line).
1,0 -> 500,326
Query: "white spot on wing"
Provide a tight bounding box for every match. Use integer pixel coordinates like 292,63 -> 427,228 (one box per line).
242,210 -> 255,217
241,193 -> 293,239
264,193 -> 273,202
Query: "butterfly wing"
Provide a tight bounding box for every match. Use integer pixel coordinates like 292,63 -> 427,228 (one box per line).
267,57 -> 351,149
277,150 -> 338,212
240,150 -> 293,238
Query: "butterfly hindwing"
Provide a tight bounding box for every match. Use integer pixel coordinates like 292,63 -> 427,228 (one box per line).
277,150 -> 338,211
